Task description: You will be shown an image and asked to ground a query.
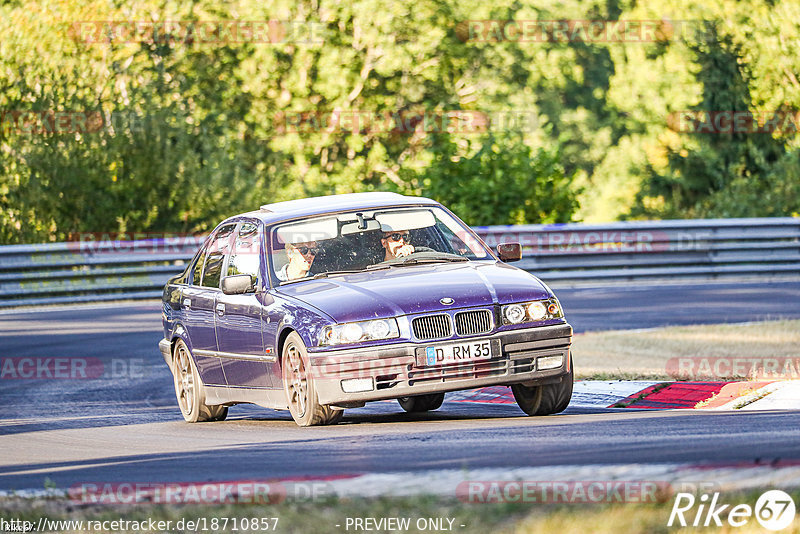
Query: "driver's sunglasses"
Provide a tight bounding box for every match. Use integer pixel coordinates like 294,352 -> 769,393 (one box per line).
386,232 -> 410,242
295,246 -> 320,256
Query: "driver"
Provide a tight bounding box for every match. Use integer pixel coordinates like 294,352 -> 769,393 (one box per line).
277,240 -> 319,281
380,231 -> 414,261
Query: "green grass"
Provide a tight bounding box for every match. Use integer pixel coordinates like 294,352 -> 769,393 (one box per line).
3,490 -> 799,533
572,320 -> 800,380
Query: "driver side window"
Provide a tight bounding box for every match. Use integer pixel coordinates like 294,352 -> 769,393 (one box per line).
227,222 -> 262,287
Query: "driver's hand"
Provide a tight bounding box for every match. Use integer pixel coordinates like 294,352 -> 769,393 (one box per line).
396,244 -> 415,257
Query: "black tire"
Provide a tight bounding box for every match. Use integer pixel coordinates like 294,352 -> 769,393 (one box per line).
397,393 -> 445,413
172,339 -> 227,423
512,355 -> 574,416
208,405 -> 228,421
282,332 -> 342,426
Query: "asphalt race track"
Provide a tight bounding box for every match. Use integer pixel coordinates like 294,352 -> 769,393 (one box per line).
1,280 -> 799,490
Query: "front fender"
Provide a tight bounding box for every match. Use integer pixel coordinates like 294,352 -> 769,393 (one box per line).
275,306 -> 332,356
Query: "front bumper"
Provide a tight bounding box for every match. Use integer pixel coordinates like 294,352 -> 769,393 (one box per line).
307,323 -> 572,406
158,338 -> 172,370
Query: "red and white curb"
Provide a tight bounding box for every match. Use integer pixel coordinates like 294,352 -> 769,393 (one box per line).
446,381 -> 661,408
448,380 -> 800,410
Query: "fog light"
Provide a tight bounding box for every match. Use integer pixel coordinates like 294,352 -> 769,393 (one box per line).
341,378 -> 374,393
538,355 -> 564,370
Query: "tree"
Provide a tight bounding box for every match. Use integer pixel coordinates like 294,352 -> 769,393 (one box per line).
398,134 -> 577,225
633,23 -> 793,218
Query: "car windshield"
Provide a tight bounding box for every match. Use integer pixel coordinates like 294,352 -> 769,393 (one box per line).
269,206 -> 490,284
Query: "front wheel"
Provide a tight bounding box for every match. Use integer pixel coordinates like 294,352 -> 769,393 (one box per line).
172,339 -> 228,422
398,393 -> 445,413
511,356 -> 573,416
282,332 -> 343,427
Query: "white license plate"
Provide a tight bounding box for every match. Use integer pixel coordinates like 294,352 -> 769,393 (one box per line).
421,340 -> 496,366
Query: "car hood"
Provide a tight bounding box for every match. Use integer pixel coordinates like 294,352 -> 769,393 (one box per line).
275,261 -> 552,323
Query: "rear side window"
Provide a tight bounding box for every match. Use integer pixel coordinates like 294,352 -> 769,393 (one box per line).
200,224 -> 236,288
227,222 -> 261,286
191,249 -> 207,286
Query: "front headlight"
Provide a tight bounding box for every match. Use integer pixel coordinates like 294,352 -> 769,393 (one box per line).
320,318 -> 400,346
527,301 -> 547,321
502,298 -> 563,325
504,304 -> 526,324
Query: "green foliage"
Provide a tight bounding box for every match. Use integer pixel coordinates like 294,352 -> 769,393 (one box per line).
633,22 -> 794,218
399,135 -> 578,226
1,0 -> 800,244
0,0 -> 583,243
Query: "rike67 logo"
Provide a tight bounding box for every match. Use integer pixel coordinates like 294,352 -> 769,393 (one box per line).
668,490 -> 796,531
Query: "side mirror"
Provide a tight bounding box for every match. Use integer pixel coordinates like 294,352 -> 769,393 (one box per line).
497,242 -> 522,262
221,274 -> 254,295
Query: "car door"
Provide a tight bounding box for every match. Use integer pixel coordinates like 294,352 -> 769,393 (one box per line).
216,221 -> 275,388
183,224 -> 236,386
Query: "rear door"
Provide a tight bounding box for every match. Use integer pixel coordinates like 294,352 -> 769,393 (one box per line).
216,221 -> 274,388
183,223 -> 235,386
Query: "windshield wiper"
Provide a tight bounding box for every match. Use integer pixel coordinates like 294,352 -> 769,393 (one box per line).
279,269 -> 372,284
396,255 -> 469,266
365,264 -> 392,271
312,269 -> 369,279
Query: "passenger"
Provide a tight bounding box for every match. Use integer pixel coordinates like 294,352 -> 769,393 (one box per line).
380,231 -> 414,261
277,241 -> 319,281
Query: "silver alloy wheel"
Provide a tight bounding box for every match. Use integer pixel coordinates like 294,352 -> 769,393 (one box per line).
286,343 -> 307,417
175,343 -> 195,416
281,331 -> 342,426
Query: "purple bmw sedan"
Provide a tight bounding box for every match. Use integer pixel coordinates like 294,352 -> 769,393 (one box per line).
160,192 -> 573,426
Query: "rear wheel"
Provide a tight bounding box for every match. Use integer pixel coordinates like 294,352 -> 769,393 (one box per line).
397,393 -> 445,413
511,356 -> 573,416
172,339 -> 228,422
282,332 -> 343,427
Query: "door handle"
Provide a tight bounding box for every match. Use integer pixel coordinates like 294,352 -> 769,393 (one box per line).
216,303 -> 225,316
183,298 -> 191,309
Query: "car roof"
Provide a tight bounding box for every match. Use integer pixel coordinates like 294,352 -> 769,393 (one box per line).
228,192 -> 442,225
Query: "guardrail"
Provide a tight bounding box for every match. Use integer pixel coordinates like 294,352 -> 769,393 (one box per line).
475,217 -> 800,282
0,218 -> 797,307
0,237 -> 205,308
